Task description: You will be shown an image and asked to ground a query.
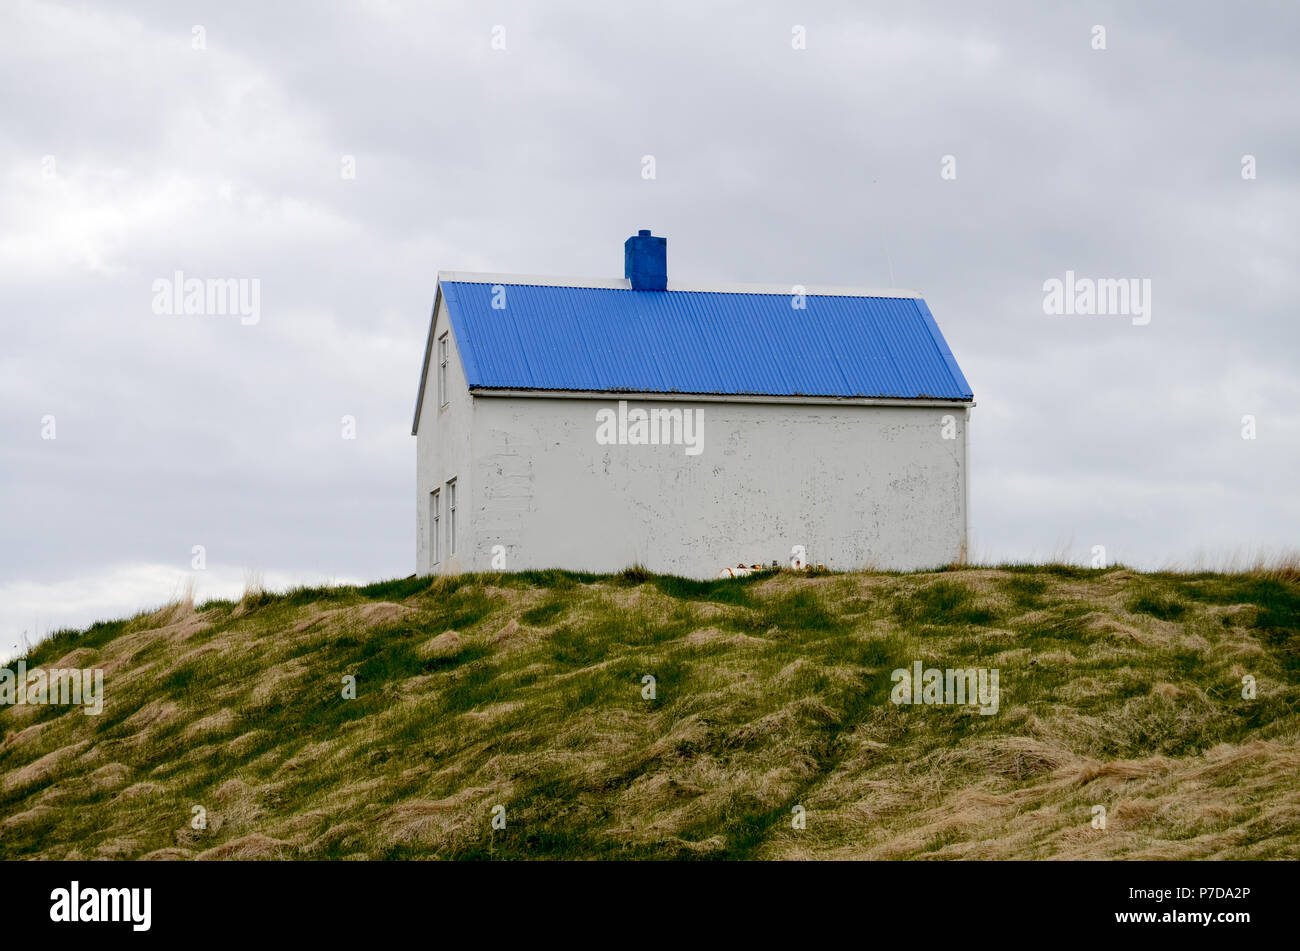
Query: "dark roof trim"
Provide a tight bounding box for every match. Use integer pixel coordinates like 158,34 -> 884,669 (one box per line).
410,282 -> 443,435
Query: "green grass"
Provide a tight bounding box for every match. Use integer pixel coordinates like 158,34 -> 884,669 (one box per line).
893,580 -> 996,627
2,564 -> 1298,861
1127,589 -> 1188,621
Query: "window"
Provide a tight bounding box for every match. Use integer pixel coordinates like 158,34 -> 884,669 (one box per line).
430,489 -> 440,564
438,334 -> 449,407
447,479 -> 457,555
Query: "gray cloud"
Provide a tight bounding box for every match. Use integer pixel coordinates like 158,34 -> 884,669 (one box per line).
2,0 -> 1297,646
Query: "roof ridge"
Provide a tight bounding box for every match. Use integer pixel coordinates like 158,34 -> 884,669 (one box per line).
437,271 -> 924,299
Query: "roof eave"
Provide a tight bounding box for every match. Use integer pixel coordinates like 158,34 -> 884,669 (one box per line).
466,387 -> 974,407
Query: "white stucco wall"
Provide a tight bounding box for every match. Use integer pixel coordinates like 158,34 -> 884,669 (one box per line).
440,394 -> 969,578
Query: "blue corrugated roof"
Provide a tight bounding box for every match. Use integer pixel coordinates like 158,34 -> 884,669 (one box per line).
439,281 -> 973,401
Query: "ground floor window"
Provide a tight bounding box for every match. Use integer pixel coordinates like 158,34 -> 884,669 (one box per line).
430,489 -> 440,564
447,479 -> 457,555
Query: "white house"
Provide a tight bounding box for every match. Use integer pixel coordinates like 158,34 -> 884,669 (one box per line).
412,231 -> 975,578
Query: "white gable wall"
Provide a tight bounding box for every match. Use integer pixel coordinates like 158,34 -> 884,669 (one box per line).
414,297 -> 475,574
456,394 -> 968,577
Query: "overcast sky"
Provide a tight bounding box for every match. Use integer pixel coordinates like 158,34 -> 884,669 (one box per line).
2,0 -> 1297,653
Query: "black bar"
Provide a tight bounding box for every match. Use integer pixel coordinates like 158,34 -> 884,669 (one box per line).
10,860 -> 1278,939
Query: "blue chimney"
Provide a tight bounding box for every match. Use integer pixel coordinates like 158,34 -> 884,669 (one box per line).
624,229 -> 667,291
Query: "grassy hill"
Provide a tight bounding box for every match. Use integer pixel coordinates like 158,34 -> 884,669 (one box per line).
3,565 -> 1298,860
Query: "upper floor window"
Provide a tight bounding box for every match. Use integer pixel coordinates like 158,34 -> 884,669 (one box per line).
438,333 -> 449,407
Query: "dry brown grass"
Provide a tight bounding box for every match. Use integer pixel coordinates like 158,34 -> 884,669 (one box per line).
2,564 -> 1297,860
